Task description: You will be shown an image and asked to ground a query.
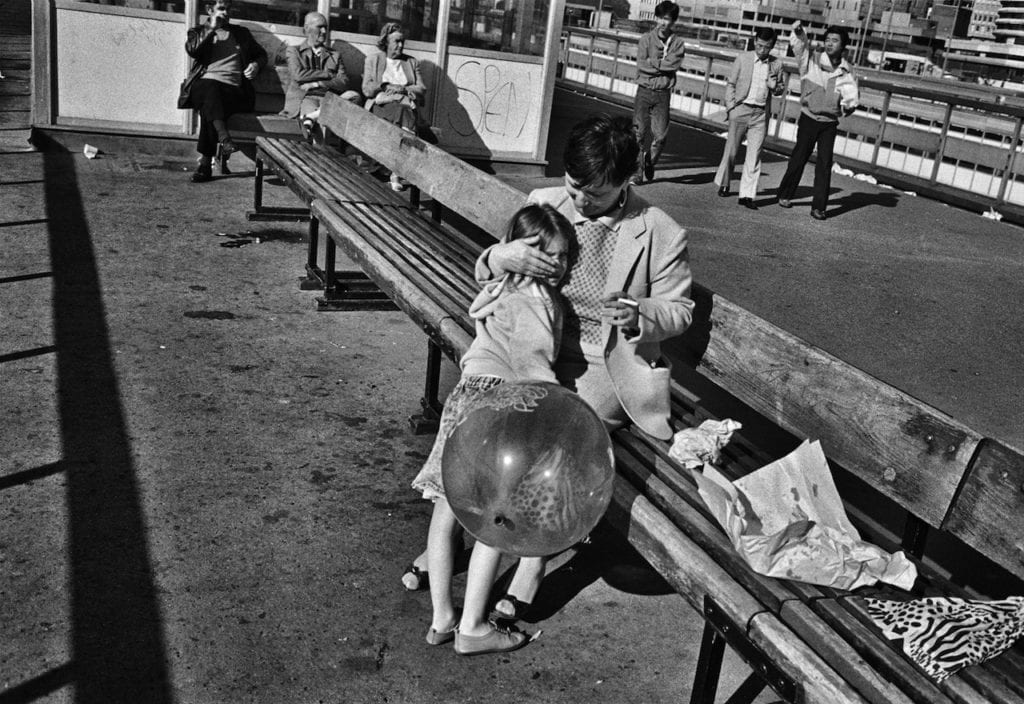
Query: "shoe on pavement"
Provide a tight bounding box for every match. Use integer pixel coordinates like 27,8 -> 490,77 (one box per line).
777,197 -> 792,208
454,625 -> 528,656
811,208 -> 827,220
738,197 -> 757,210
717,185 -> 730,197
191,163 -> 212,183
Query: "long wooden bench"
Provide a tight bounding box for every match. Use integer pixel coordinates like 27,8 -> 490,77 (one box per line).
267,92 -> 1024,704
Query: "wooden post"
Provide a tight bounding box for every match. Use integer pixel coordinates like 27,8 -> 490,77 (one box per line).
929,102 -> 954,185
32,0 -> 53,126
995,116 -> 1023,204
870,90 -> 891,168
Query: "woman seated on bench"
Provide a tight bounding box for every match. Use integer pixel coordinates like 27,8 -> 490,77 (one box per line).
361,22 -> 426,191
403,115 -> 695,624
183,0 -> 267,182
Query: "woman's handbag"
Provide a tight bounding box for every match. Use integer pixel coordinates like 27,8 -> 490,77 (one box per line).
177,63 -> 204,109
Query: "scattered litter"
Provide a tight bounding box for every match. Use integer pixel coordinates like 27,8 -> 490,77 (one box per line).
831,163 -> 854,177
982,207 -> 1003,221
853,173 -> 878,185
83,144 -> 99,159
216,231 -> 258,248
903,190 -> 917,197
159,345 -> 166,349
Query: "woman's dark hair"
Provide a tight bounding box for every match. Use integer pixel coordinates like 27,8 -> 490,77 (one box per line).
506,203 -> 573,249
563,115 -> 639,188
377,22 -> 404,51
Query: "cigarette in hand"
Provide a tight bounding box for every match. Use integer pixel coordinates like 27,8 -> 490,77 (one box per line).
617,297 -> 639,308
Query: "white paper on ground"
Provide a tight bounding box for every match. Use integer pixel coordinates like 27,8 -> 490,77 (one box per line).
694,440 -> 917,591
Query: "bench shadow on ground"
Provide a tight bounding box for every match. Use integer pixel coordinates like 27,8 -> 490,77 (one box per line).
496,519 -> 675,625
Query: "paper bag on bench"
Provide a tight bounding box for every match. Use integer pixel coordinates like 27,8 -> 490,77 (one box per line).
693,440 -> 917,591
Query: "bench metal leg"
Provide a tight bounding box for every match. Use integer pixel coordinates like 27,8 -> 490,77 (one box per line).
246,155 -> 310,222
300,216 -> 324,290
313,233 -> 398,311
690,598 -> 799,704
409,339 -> 443,434
691,621 -> 726,704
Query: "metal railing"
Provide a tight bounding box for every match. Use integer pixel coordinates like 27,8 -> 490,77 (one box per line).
559,28 -> 1024,212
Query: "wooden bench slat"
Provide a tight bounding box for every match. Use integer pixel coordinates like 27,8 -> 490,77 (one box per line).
942,439 -> 1024,582
338,202 -> 479,328
311,199 -> 473,362
677,286 -> 983,528
319,94 -> 524,235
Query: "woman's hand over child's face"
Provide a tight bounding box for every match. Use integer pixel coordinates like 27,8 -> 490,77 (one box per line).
493,234 -> 558,280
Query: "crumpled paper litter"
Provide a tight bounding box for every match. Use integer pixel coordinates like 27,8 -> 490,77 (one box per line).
693,439 -> 917,591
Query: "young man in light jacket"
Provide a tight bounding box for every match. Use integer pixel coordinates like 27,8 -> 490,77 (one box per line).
632,0 -> 686,184
714,27 -> 786,209
776,21 -> 859,220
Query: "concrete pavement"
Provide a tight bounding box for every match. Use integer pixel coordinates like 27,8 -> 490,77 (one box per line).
2,85 -> 1023,704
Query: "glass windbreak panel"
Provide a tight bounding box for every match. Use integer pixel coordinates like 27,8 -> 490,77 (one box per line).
73,0 -> 185,13
328,0 -> 439,42
448,0 -> 550,56
219,0 -> 316,27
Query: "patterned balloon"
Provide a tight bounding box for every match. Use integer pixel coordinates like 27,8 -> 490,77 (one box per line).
441,382 -> 615,557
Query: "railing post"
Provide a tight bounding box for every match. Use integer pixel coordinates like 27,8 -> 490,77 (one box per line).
583,32 -> 597,90
870,90 -> 892,168
929,102 -> 955,185
609,37 -> 620,94
996,116 -> 1023,204
698,55 -> 713,119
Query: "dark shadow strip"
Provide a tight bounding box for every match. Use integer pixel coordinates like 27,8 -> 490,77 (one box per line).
44,151 -> 173,704
0,461 -> 63,490
0,345 -> 57,363
0,663 -> 76,704
0,271 -> 52,285
0,218 -> 49,228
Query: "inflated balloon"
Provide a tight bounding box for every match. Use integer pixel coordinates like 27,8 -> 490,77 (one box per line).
441,381 -> 615,557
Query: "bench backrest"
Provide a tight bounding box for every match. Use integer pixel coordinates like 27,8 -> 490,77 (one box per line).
318,93 -> 524,235
318,91 -> 1024,583
675,284 -> 984,531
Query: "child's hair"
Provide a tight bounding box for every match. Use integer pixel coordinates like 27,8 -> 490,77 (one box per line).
754,27 -> 777,44
654,1 -> 679,22
505,203 -> 573,250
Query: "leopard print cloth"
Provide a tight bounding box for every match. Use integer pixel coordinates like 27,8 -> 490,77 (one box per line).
864,596 -> 1024,682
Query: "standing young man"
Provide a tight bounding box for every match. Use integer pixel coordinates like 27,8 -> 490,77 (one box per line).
776,21 -> 859,220
713,27 -> 785,209
633,1 -> 686,184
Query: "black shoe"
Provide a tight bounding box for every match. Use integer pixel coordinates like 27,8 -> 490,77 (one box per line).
811,209 -> 827,220
218,139 -> 238,158
190,163 -> 212,183
738,197 -> 757,210
643,153 -> 655,182
777,197 -> 792,208
216,155 -> 231,175
717,185 -> 730,197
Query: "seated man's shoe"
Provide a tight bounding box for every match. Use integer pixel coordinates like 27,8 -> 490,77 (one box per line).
190,163 -> 213,183
217,139 -> 238,159
777,197 -> 792,208
216,155 -> 231,175
643,152 -> 655,182
811,208 -> 827,220
738,197 -> 757,210
454,625 -> 528,656
717,185 -> 730,197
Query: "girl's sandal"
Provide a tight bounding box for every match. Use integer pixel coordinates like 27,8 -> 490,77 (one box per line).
401,563 -> 428,591
489,593 -> 530,622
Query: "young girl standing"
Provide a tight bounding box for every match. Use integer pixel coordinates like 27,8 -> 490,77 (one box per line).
408,203 -> 572,656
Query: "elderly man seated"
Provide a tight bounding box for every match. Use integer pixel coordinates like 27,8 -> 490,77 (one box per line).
282,12 -> 361,142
